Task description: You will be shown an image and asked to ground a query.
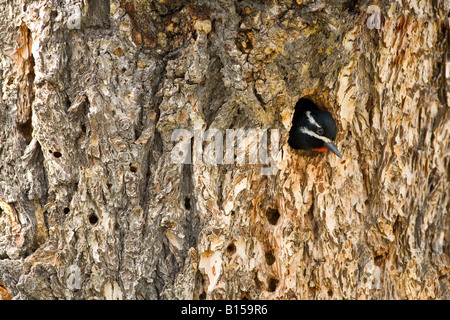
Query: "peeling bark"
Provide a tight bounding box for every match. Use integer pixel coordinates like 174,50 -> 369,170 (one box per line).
0,0 -> 448,300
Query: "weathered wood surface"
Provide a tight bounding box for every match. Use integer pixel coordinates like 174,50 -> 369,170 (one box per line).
0,0 -> 448,299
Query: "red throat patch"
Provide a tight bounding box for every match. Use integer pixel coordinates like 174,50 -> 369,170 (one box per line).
312,147 -> 328,152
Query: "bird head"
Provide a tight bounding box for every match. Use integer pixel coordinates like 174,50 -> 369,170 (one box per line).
288,98 -> 343,158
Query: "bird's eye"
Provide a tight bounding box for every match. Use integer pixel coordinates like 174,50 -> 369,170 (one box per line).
317,127 -> 324,135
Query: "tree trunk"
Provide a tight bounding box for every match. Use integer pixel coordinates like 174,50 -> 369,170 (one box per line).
0,0 -> 448,300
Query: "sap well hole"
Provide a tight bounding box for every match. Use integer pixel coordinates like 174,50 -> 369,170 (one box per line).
88,213 -> 99,225
266,208 -> 280,225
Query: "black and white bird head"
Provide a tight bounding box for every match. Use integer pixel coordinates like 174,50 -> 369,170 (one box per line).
288,98 -> 342,158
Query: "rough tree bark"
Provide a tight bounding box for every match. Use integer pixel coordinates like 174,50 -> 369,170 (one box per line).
0,0 -> 448,300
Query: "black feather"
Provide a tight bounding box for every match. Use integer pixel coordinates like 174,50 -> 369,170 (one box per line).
288,98 -> 338,151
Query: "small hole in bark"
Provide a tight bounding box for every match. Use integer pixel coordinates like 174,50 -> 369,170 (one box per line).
63,207 -> 70,215
53,151 -> 62,158
267,277 -> 279,292
199,292 -> 206,300
184,197 -> 191,210
129,163 -> 138,173
88,213 -> 99,225
266,208 -> 280,225
265,251 -> 275,265
226,243 -> 236,255
328,289 -> 333,297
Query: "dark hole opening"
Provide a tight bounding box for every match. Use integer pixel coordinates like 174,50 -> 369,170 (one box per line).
199,292 -> 206,300
265,251 -> 275,266
226,243 -> 236,255
88,213 -> 99,225
53,151 -> 62,158
129,163 -> 138,173
266,208 -> 280,225
184,197 -> 191,210
267,277 -> 279,292
63,207 -> 70,215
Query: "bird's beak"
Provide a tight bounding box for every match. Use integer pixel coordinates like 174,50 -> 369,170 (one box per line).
325,142 -> 343,159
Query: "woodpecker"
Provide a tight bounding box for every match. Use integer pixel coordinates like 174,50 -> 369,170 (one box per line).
288,98 -> 343,158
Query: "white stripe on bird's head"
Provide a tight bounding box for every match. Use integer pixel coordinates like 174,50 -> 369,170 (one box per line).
305,111 -> 322,129
300,127 -> 331,143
